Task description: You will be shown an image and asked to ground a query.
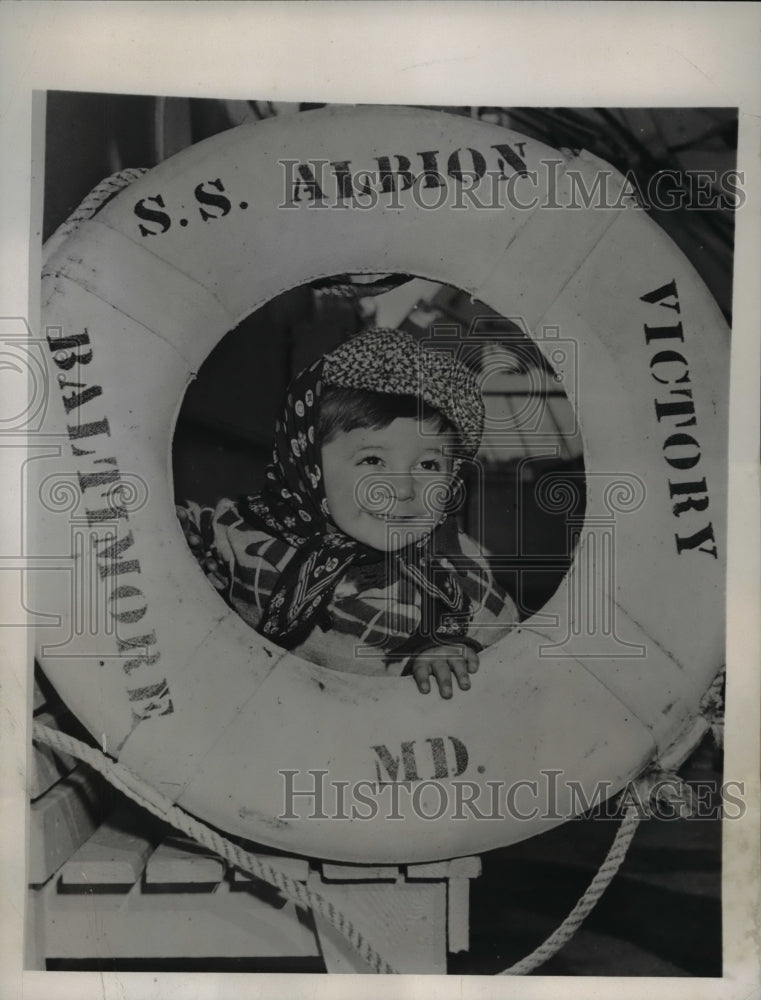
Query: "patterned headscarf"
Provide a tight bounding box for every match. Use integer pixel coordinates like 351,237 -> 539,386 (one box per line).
240,329 -> 485,657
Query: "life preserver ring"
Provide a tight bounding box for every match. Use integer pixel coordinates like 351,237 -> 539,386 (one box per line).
34,106 -> 727,863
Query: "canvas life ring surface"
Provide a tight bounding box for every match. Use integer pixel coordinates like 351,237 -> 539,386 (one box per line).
33,106 -> 728,863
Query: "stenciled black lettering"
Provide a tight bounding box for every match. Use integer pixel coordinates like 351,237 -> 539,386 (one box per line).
644,321 -> 684,345
449,736 -> 469,776
372,744 -> 401,783
642,280 -> 718,561
372,742 -> 420,783
654,390 -> 697,428
675,522 -> 718,559
61,382 -> 103,415
195,179 -> 232,221
650,350 -> 690,385
67,417 -> 110,457
117,630 -> 158,656
46,329 -> 94,370
127,679 -> 173,718
78,465 -> 121,494
490,142 -> 528,177
329,160 -> 355,201
669,478 -> 709,517
46,318 -> 172,714
417,150 -> 445,189
291,162 -> 327,204
447,147 -> 487,182
426,737 -> 449,780
134,194 -> 171,237
95,530 -> 140,579
400,741 -> 421,782
67,417 -> 110,440
640,280 -> 681,313
663,432 -> 701,471
375,154 -> 414,194
108,583 -> 148,625
85,504 -> 128,526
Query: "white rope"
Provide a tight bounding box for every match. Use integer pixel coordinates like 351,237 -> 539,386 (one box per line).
42,168 -> 149,264
38,163 -> 647,974
501,807 -> 641,974
311,274 -> 412,299
33,721 -> 647,975
33,722 -> 398,974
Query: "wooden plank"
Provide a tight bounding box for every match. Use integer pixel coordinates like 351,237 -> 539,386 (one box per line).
310,872 -> 447,973
41,876 -> 320,959
232,855 -> 310,883
60,806 -> 156,888
144,836 -> 224,886
446,877 -> 471,954
28,766 -> 110,885
29,710 -> 78,800
321,863 -> 401,882
25,885 -> 47,971
407,856 -> 482,880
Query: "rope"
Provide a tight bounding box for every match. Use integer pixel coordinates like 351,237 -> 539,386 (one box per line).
43,169 -> 410,309
500,806 -> 641,974
38,164 -> 648,975
32,721 -> 649,975
32,722 -> 398,975
311,273 -> 413,299
499,763 -> 705,973
700,664 -> 725,748
43,168 -> 149,264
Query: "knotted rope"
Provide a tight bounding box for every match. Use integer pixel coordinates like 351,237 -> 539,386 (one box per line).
501,806 -> 641,974
36,163 -> 684,974
33,721 -> 655,975
42,168 -> 149,263
32,721 -> 398,974
311,272 -> 413,299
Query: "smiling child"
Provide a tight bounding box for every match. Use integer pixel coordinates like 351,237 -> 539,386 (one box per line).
177,328 -> 518,697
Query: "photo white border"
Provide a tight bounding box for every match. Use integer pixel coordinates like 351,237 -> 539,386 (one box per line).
1,3 -> 759,998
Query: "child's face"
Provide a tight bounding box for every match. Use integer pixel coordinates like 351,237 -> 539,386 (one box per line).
321,418 -> 456,551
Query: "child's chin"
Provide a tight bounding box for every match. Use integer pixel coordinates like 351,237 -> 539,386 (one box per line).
358,519 -> 434,551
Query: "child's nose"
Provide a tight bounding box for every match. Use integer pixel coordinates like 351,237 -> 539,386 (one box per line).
392,472 -> 416,502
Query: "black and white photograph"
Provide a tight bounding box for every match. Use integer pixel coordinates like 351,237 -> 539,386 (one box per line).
1,4 -> 759,998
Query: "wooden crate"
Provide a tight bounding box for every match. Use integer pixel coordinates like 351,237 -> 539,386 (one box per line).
28,669 -> 480,972
28,804 -> 480,972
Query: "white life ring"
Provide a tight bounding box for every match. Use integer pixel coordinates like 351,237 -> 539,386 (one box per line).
34,106 -> 727,863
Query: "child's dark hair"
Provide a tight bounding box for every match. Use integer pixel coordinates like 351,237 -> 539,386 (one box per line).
318,385 -> 461,448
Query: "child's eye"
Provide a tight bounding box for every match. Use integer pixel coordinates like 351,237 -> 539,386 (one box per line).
419,459 -> 442,472
357,455 -> 383,466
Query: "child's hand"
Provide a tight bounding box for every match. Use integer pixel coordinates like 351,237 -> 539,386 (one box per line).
411,644 -> 479,699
